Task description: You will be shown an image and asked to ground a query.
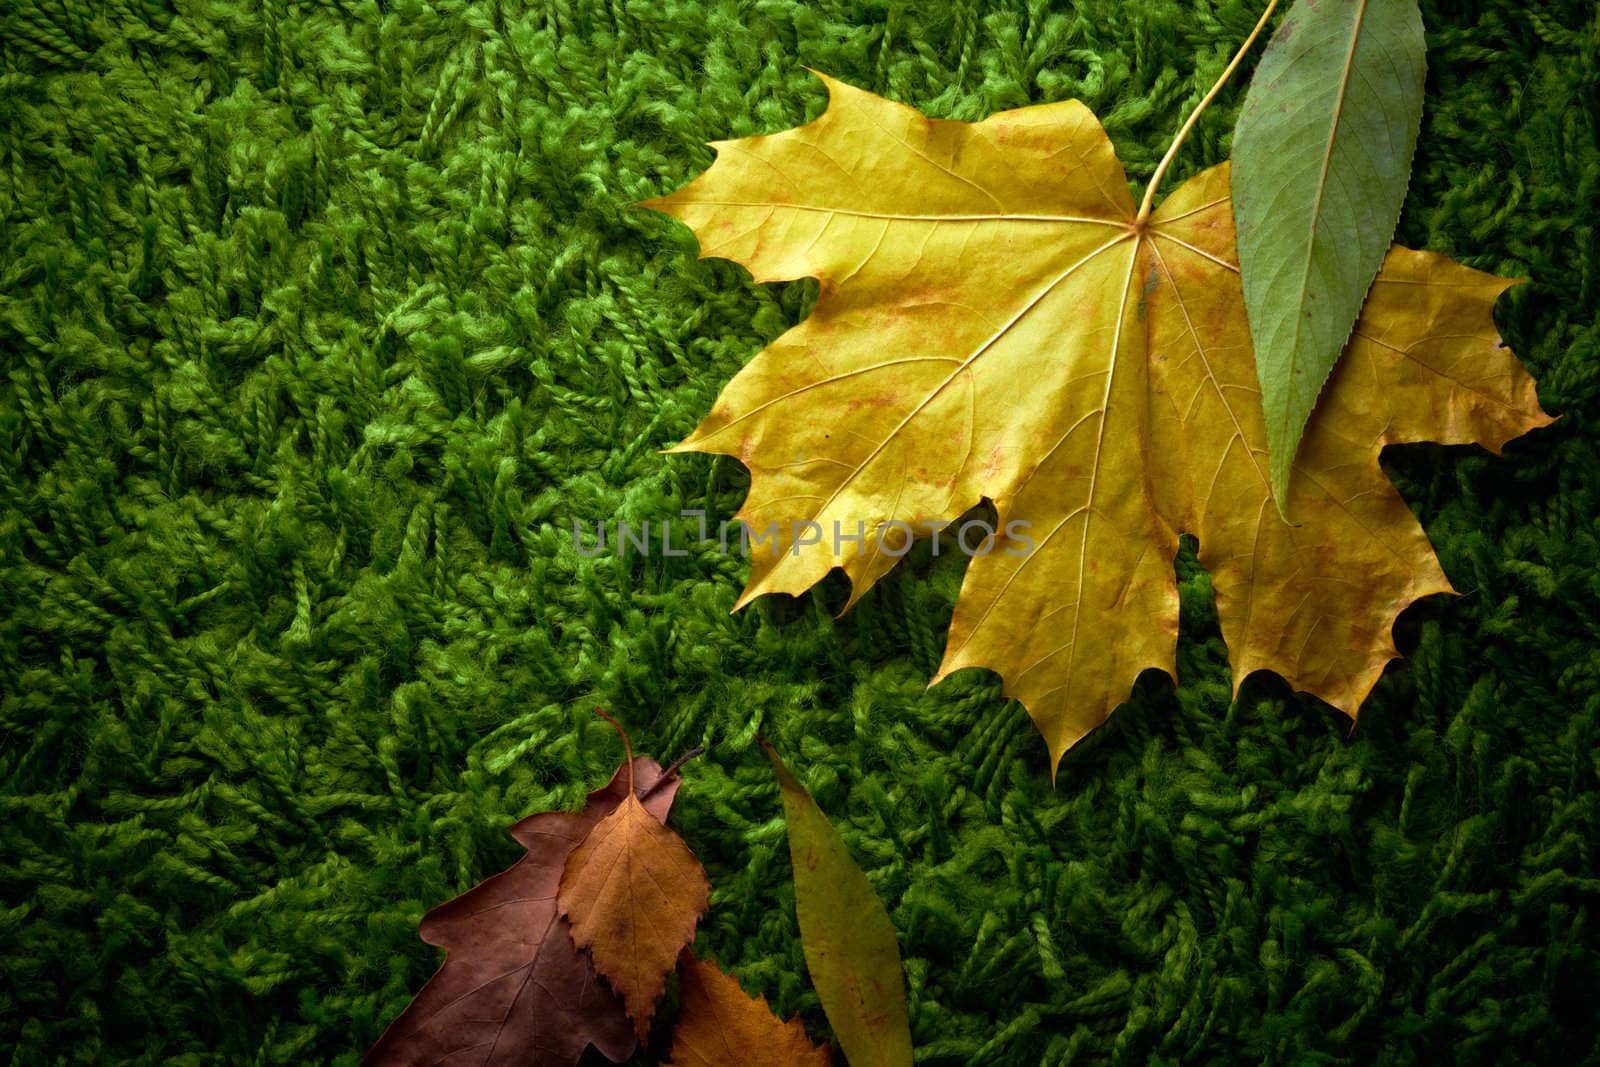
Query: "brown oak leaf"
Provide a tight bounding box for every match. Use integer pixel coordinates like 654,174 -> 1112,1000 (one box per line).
362,757 -> 680,1067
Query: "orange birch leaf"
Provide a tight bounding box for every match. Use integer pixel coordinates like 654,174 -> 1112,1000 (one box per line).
644,72 -> 1553,775
665,954 -> 833,1067
557,712 -> 711,1041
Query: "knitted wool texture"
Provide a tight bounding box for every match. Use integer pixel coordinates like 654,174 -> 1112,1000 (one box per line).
2,0 -> 1597,1063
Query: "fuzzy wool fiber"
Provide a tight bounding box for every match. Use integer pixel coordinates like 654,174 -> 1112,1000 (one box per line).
2,0 -> 1598,1063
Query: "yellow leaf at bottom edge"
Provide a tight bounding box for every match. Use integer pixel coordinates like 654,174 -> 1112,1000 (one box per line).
666,954 -> 833,1067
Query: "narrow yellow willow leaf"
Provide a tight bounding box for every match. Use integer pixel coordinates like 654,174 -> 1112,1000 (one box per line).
761,739 -> 912,1067
647,74 -> 1551,773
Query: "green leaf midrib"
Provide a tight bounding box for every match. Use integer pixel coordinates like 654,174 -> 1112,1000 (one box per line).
1274,0 -> 1371,493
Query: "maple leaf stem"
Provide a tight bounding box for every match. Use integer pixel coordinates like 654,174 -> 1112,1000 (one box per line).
593,707 -> 636,795
1135,0 -> 1280,226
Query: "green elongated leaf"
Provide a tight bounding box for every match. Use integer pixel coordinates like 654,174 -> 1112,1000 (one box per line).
760,739 -> 912,1067
1233,0 -> 1427,511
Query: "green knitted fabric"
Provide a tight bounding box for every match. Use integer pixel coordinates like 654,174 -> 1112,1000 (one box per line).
2,0 -> 1597,1062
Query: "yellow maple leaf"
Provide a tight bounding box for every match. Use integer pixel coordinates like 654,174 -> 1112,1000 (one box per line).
644,73 -> 1551,773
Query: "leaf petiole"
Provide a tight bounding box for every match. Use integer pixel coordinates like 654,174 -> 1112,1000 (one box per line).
593,706 -> 705,799
644,745 -> 706,798
592,706 -> 636,794
1135,0 -> 1280,226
